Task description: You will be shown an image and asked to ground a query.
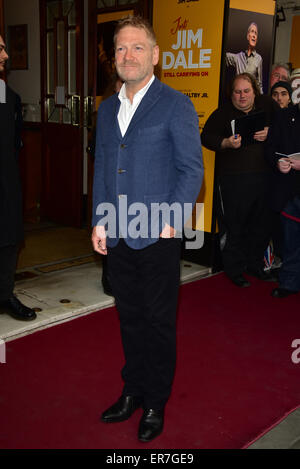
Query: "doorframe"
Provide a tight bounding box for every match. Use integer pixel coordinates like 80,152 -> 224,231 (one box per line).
0,0 -> 7,81
39,0 -> 85,126
0,0 -> 4,35
39,0 -> 85,227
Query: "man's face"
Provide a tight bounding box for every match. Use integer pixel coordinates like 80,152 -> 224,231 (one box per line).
115,26 -> 159,89
270,67 -> 289,88
247,24 -> 258,49
271,86 -> 291,108
0,36 -> 9,72
232,78 -> 255,112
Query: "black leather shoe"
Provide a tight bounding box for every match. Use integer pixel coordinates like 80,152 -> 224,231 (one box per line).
138,408 -> 164,442
271,288 -> 298,298
247,268 -> 277,282
101,395 -> 143,423
230,275 -> 250,288
0,295 -> 37,321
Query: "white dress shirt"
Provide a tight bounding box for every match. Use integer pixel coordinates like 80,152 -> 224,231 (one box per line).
117,75 -> 155,137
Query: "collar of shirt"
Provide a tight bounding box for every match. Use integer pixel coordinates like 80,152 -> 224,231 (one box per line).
245,49 -> 256,59
117,75 -> 155,137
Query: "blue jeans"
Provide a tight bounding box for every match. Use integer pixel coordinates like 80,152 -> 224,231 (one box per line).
279,196 -> 300,292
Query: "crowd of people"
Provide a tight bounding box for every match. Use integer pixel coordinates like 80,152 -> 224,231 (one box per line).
1,15 -> 300,443
202,60 -> 300,298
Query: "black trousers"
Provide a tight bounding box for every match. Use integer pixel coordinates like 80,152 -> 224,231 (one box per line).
0,244 -> 18,302
107,237 -> 182,410
279,196 -> 300,292
217,172 -> 272,278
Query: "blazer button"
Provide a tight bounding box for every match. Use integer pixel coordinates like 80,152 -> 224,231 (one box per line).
120,144 -> 126,149
118,169 -> 126,174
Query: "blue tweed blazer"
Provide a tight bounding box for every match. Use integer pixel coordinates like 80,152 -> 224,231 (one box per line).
92,77 -> 203,249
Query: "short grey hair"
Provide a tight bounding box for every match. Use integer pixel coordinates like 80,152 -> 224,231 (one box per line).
271,63 -> 291,81
114,15 -> 157,47
247,22 -> 258,34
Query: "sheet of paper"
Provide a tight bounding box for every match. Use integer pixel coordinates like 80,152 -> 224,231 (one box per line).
0,79 -> 6,104
231,119 -> 235,136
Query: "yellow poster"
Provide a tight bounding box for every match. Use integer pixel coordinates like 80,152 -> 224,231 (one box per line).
230,0 -> 275,15
153,0 -> 225,233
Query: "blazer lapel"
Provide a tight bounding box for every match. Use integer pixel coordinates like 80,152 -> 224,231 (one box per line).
111,95 -> 122,139
122,78 -> 162,139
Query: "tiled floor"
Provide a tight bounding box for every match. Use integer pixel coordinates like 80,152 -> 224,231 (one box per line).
0,258 -> 209,342
1,256 -> 300,449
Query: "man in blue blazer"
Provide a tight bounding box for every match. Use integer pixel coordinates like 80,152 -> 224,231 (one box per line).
92,16 -> 203,442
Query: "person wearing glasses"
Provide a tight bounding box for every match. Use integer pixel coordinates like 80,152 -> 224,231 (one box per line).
269,63 -> 290,89
202,73 -> 277,288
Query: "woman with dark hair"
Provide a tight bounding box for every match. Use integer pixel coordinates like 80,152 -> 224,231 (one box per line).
202,73 -> 277,287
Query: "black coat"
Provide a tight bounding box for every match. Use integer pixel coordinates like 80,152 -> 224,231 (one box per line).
0,84 -> 23,247
265,104 -> 300,212
201,95 -> 277,177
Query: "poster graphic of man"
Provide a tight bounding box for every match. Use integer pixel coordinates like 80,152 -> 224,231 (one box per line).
226,22 -> 263,93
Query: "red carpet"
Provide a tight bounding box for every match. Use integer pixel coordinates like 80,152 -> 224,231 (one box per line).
1,273 -> 300,449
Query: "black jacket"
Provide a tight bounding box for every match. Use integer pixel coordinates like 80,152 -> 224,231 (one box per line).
0,84 -> 23,247
201,95 -> 277,176
265,104 -> 300,212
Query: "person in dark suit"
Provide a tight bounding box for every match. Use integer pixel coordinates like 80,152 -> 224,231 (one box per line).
265,104 -> 300,298
91,16 -> 203,442
0,34 -> 36,321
